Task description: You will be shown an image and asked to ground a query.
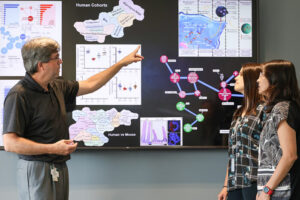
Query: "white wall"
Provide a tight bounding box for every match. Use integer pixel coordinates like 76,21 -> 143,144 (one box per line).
259,0 -> 300,83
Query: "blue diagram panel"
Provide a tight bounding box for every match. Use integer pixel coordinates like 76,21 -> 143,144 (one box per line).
0,80 -> 19,146
178,0 -> 252,57
179,13 -> 226,49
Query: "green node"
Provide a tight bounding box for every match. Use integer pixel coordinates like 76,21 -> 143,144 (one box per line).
176,101 -> 185,111
196,113 -> 204,122
241,23 -> 252,34
184,123 -> 193,133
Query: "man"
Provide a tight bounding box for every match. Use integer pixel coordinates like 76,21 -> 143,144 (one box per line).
2,37 -> 143,200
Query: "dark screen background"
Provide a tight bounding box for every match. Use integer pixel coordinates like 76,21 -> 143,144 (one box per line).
62,0 -> 258,149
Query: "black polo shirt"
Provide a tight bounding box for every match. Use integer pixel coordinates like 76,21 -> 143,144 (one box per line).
3,73 -> 79,163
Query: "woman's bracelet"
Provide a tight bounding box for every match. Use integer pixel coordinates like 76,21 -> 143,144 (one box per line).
223,185 -> 227,188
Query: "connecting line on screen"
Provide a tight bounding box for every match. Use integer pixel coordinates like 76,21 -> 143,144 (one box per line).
160,55 -> 244,133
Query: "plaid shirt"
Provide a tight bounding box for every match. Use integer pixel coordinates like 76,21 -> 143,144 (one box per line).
227,105 -> 263,191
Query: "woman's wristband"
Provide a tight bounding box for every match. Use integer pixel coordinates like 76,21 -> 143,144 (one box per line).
223,185 -> 227,188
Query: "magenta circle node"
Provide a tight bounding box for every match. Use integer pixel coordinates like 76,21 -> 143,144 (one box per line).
179,91 -> 186,98
160,55 -> 168,63
194,90 -> 201,97
170,73 -> 180,83
233,71 -> 239,77
218,88 -> 232,101
187,72 -> 199,83
220,81 -> 227,88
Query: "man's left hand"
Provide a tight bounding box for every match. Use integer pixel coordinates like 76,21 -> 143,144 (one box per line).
120,46 -> 144,66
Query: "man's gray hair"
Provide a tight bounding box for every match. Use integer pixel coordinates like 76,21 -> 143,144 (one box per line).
21,37 -> 60,74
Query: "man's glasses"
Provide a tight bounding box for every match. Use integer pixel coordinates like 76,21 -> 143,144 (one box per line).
49,57 -> 62,61
48,57 -> 62,63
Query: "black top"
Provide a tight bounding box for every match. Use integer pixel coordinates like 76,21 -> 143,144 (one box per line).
3,73 -> 79,163
258,101 -> 300,199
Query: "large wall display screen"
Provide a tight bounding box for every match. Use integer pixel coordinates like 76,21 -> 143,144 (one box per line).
0,0 -> 258,149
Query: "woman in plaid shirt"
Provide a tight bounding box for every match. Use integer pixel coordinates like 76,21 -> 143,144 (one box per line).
218,63 -> 263,200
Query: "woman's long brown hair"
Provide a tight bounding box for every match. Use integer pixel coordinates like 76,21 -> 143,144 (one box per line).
233,63 -> 262,119
262,60 -> 300,112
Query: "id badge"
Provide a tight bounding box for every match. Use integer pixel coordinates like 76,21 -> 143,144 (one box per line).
50,166 -> 59,182
231,158 -> 235,173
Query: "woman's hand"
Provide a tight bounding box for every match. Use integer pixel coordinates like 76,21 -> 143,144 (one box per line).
217,187 -> 228,200
256,192 -> 270,200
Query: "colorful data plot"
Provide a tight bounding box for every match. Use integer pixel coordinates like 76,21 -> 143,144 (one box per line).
140,117 -> 183,146
76,44 -> 142,105
0,1 -> 62,76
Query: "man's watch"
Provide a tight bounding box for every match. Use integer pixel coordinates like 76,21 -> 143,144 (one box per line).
263,185 -> 274,195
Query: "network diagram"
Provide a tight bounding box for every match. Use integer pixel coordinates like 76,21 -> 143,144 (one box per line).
160,55 -> 243,133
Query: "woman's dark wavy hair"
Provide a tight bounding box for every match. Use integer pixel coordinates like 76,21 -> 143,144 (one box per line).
233,63 -> 262,119
262,60 -> 300,112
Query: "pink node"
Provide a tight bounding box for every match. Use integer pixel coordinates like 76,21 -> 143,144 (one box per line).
160,55 -> 168,63
179,42 -> 188,49
233,71 -> 239,77
28,16 -> 33,22
170,73 -> 180,83
220,81 -> 227,88
194,90 -> 201,97
218,88 -> 232,101
187,72 -> 199,83
179,91 -> 186,98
